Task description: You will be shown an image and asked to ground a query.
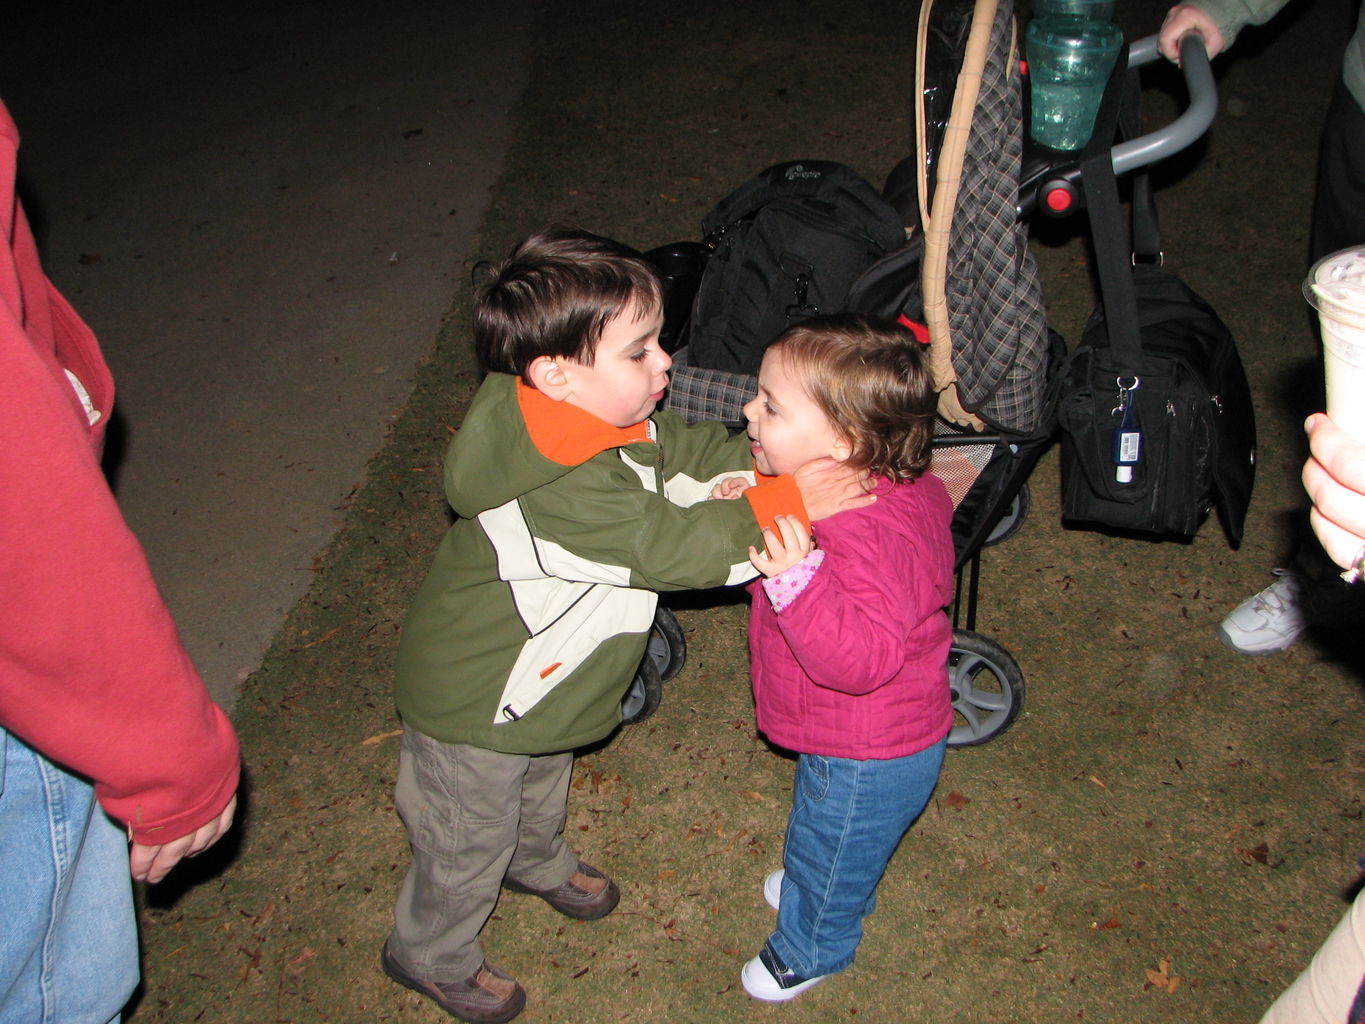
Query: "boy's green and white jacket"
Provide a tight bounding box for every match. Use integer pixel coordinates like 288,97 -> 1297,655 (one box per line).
394,372 -> 803,754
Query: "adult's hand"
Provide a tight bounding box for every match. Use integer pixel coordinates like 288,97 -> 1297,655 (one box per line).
1303,413 -> 1365,572
793,458 -> 873,521
130,795 -> 237,884
1158,4 -> 1226,62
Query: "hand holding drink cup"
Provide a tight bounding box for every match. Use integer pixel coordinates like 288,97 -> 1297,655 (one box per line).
1304,245 -> 1365,580
1303,413 -> 1365,580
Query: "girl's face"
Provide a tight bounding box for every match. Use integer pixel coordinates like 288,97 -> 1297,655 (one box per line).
742,348 -> 850,476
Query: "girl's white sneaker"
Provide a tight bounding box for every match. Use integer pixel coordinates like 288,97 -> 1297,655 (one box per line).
740,943 -> 827,1002
763,868 -> 783,910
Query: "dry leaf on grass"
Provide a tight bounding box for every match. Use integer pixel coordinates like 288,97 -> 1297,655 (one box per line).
286,947 -> 317,976
1235,842 -> 1272,866
237,946 -> 262,984
250,901 -> 276,928
1145,957 -> 1181,993
300,626 -> 342,649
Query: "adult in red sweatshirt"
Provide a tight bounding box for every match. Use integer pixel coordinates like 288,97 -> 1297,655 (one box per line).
0,98 -> 240,1022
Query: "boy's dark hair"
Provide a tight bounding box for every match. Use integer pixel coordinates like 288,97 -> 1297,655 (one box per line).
767,313 -> 937,482
474,226 -> 663,381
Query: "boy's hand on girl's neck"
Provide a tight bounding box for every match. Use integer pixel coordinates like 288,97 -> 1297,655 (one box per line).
794,458 -> 874,521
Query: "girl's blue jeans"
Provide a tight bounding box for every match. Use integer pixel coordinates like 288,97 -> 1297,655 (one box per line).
769,738 -> 946,979
0,729 -> 138,1024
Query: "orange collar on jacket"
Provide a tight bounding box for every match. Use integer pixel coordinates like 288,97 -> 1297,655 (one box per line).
516,380 -> 651,466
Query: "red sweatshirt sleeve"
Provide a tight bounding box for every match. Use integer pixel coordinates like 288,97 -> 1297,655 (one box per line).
0,102 -> 238,844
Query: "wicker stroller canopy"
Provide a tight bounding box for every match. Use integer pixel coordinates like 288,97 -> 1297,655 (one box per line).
916,0 -> 1051,435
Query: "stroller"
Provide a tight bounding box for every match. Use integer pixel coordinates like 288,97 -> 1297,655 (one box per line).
620,0 -> 1219,748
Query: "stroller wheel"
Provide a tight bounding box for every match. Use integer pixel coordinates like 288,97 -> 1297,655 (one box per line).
621,653 -> 663,726
983,483 -> 1031,547
946,629 -> 1025,748
648,607 -> 687,682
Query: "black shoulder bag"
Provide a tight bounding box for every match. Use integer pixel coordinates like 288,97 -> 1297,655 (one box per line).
1056,74 -> 1256,544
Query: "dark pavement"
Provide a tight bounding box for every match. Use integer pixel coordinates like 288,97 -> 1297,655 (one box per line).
0,1 -> 532,705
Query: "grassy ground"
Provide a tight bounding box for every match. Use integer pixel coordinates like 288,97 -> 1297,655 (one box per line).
133,0 -> 1363,1021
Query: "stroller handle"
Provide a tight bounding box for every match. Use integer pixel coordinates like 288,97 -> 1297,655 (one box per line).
1111,33 -> 1216,176
1019,32 -> 1215,218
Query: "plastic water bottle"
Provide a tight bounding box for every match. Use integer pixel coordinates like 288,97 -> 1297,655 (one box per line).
1026,16 -> 1122,151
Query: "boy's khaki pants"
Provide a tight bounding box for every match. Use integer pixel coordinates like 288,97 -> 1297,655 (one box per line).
387,726 -> 578,983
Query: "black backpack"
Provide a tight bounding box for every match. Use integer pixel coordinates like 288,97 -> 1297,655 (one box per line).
684,160 -> 909,375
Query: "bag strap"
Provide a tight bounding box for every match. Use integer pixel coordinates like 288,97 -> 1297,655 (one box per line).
1130,170 -> 1161,261
1116,69 -> 1162,261
1080,152 -> 1142,370
1079,64 -> 1145,372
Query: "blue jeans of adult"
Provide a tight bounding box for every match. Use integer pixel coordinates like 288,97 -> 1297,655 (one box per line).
0,729 -> 139,1024
769,737 -> 947,979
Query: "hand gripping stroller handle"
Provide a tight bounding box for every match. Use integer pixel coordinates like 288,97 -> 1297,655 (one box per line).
1110,33 -> 1217,176
1018,34 -> 1214,219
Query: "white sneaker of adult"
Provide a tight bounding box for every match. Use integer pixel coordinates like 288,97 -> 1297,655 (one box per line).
763,869 -> 783,911
1218,570 -> 1305,654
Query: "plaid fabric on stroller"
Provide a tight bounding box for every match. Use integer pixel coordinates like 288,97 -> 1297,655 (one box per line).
624,0 -> 1218,747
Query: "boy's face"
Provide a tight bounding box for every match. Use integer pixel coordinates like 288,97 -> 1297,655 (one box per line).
743,347 -> 849,477
558,298 -> 671,427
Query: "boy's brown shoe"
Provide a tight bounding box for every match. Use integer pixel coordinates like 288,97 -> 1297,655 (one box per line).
502,859 -> 620,920
380,943 -> 525,1023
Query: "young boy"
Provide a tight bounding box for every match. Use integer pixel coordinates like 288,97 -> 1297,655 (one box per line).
382,226 -> 865,1023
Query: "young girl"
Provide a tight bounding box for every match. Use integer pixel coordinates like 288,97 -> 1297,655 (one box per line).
719,313 -> 956,1002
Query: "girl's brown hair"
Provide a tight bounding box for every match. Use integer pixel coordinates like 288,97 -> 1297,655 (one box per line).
767,314 -> 937,482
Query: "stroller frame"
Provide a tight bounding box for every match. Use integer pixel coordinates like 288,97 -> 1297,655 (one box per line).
620,15 -> 1219,749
